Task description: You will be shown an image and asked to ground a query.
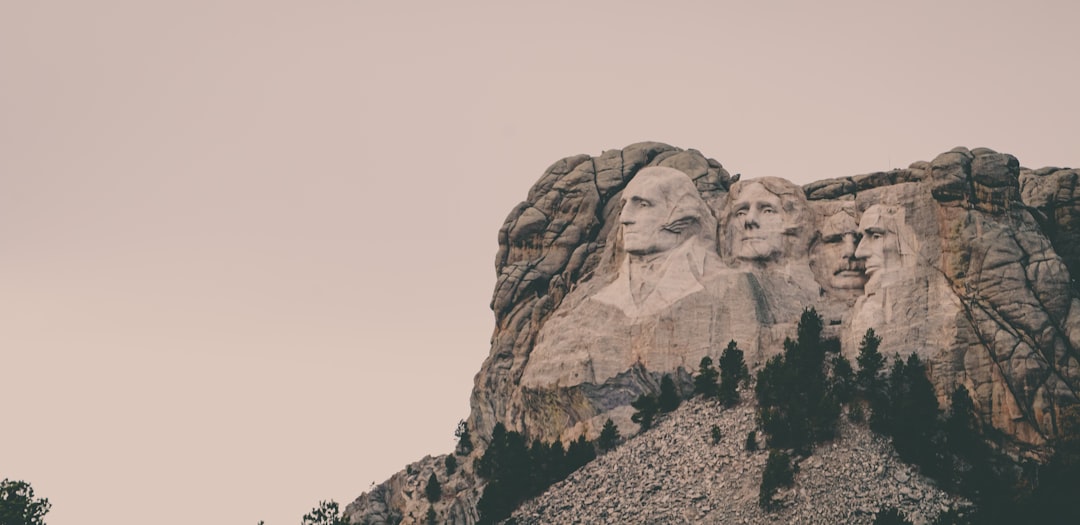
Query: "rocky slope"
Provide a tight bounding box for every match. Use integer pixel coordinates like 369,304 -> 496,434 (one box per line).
512,396 -> 967,525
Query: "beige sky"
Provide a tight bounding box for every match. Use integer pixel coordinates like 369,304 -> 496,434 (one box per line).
1,1 -> 1077,524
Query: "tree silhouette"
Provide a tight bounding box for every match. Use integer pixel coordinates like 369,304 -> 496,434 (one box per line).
658,374 -> 681,413
694,356 -> 720,398
425,472 -> 442,503
631,393 -> 659,431
718,340 -> 749,406
301,500 -> 348,525
0,479 -> 50,525
598,418 -> 620,451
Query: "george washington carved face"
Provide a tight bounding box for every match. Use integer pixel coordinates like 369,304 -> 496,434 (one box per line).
619,167 -> 709,257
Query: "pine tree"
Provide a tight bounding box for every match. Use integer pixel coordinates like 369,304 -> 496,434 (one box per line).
658,374 -> 681,412
454,419 -> 473,456
631,393 -> 659,430
718,340 -> 750,406
426,507 -> 437,525
0,479 -> 50,525
755,308 -> 839,453
598,418 -> 620,451
855,328 -> 885,398
694,356 -> 720,398
445,454 -> 457,475
425,472 -> 442,503
830,354 -> 855,404
565,434 -> 596,472
759,450 -> 795,509
301,500 -> 348,525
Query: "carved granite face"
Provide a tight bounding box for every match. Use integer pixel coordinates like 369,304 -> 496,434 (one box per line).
854,205 -> 904,289
589,166 -> 718,318
816,209 -> 867,290
620,169 -> 691,256
729,182 -> 787,262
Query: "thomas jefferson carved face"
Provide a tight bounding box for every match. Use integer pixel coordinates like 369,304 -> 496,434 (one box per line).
816,209 -> 867,290
619,167 -> 706,256
729,182 -> 786,261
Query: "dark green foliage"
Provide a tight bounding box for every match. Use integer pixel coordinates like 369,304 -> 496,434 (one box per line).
711,425 -> 722,444
745,430 -> 758,452
0,479 -> 50,525
425,473 -> 442,503
476,424 -> 599,525
426,507 -> 437,525
455,419 -> 473,456
476,423 -> 530,523
694,356 -> 720,398
658,374 -> 681,413
829,354 -> 855,404
566,434 -> 596,472
855,328 -> 885,399
598,418 -> 620,452
881,354 -> 942,474
758,450 -> 795,509
631,393 -> 659,431
301,500 -> 348,525
718,340 -> 750,406
931,508 -> 973,525
755,308 -> 841,454
940,385 -> 983,493
1023,404 -> 1080,524
445,454 -> 457,475
873,506 -> 913,525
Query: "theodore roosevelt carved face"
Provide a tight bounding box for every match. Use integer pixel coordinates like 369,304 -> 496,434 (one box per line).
814,208 -> 868,291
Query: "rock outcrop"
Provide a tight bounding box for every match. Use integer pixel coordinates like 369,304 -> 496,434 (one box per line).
345,144 -> 1079,524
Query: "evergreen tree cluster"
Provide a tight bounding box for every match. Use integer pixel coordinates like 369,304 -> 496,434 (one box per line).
300,500 -> 348,525
718,340 -> 750,406
631,374 -> 683,431
0,479 -> 51,525
851,328 -> 1080,525
694,341 -> 750,406
475,423 -> 597,524
754,308 -> 846,454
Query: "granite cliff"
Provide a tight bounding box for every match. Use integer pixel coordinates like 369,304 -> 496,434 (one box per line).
345,144 -> 1079,524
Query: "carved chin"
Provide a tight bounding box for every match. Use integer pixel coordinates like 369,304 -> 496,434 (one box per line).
735,240 -> 781,261
831,273 -> 868,289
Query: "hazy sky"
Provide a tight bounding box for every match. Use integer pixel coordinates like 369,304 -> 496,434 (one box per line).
1,2 -> 1077,524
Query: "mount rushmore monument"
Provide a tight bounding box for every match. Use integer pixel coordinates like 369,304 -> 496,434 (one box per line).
348,143 -> 1080,523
